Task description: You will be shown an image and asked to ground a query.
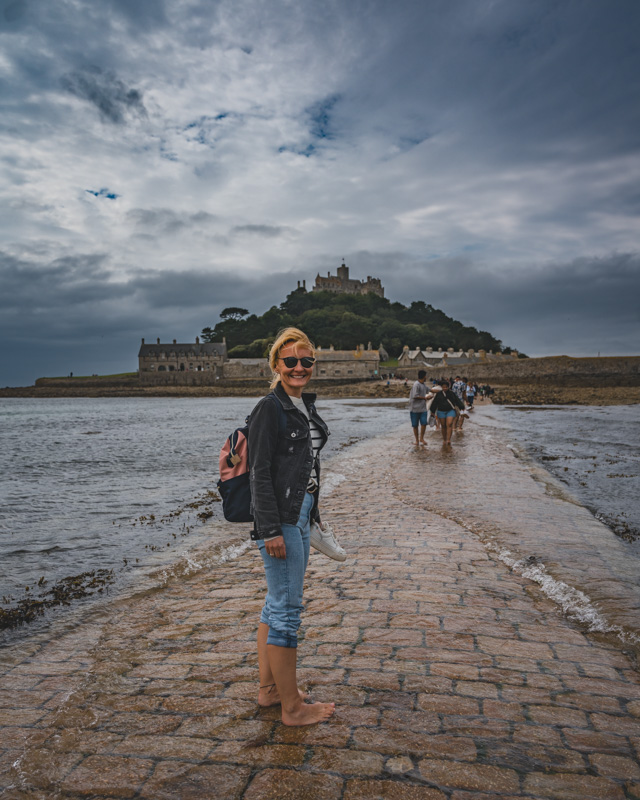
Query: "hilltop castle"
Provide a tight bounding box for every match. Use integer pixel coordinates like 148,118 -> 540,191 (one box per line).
305,263 -> 384,298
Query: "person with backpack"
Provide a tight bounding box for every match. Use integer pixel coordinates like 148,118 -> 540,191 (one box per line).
429,379 -> 465,446
248,327 -> 337,726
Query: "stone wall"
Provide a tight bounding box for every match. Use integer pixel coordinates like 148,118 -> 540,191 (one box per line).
395,356 -> 640,386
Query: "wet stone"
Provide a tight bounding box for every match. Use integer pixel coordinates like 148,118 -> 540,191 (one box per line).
344,779 -> 447,800
61,755 -> 154,797
3,427 -> 640,797
243,768 -> 343,800
140,761 -> 251,800
308,747 -> 384,776
384,756 -> 415,774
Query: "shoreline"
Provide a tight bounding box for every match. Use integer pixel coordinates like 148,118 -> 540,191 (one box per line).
2,420 -> 639,797
1,381 -> 639,405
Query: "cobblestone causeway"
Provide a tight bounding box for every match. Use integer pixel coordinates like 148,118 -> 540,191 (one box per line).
1,428 -> 639,799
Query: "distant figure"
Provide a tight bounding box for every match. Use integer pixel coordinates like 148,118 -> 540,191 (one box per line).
409,370 -> 434,446
465,380 -> 476,408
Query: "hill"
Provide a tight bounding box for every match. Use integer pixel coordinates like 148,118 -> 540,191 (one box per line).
201,289 -> 509,357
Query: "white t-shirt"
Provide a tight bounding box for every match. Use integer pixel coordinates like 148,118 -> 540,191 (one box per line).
290,396 -> 321,490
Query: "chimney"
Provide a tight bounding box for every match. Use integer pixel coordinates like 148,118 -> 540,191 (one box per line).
223,336 -> 226,345
141,338 -> 145,344
173,339 -> 177,345
367,341 -> 372,350
196,336 -> 200,344
157,337 -> 160,345
330,344 -> 334,350
327,271 -> 330,277
297,281 -> 300,289
303,279 -> 306,289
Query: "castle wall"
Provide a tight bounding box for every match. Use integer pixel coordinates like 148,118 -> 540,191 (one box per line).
313,264 -> 384,297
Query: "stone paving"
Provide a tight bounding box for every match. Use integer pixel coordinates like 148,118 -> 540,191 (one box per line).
1,429 -> 640,799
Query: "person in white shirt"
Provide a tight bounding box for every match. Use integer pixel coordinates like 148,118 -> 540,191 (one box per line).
409,370 -> 434,445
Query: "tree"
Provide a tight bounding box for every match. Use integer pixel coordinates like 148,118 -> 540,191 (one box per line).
220,307 -> 249,321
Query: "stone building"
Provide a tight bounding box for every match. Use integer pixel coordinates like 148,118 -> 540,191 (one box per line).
313,263 -> 384,298
314,344 -> 380,379
138,338 -> 227,385
139,338 -> 380,384
397,345 -> 519,371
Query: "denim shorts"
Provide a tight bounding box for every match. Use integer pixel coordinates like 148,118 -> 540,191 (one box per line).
256,491 -> 314,648
436,409 -> 457,419
410,411 -> 428,427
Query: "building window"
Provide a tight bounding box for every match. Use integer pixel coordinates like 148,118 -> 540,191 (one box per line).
180,363 -> 185,371
334,370 -> 341,375
168,365 -> 175,372
158,365 -> 166,372
347,370 -> 353,374
149,364 -> 155,370
320,369 -> 326,374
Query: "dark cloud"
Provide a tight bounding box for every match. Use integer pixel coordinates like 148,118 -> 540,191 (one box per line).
2,0 -> 639,383
61,66 -> 146,123
106,0 -> 168,30
127,208 -> 217,236
231,225 -> 293,238
0,250 -> 296,384
347,250 -> 640,356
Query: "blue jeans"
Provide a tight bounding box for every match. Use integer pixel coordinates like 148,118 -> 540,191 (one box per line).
256,491 -> 314,648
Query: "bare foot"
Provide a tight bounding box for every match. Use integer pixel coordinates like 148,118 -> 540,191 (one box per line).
258,684 -> 308,707
282,701 -> 335,726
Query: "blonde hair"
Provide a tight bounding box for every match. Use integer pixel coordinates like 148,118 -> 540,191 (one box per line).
269,327 -> 316,389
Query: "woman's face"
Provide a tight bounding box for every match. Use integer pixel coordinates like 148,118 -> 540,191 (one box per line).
276,343 -> 314,397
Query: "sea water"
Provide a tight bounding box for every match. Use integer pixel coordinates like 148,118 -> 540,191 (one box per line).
0,396 -> 407,643
419,403 -> 640,644
1,397 -> 639,648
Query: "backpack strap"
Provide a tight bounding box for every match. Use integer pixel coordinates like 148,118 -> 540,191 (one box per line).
245,393 -> 287,437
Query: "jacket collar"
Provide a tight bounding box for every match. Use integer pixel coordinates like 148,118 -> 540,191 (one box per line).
273,381 -> 317,411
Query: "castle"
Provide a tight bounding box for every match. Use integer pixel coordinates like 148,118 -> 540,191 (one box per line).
308,263 -> 384,298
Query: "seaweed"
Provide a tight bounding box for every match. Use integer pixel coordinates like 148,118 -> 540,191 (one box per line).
0,569 -> 115,631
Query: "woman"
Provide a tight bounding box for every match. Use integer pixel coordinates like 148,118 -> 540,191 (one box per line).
429,380 -> 465,445
248,327 -> 335,726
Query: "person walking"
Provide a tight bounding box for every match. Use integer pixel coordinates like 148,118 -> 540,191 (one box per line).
429,379 -> 465,445
248,327 -> 336,726
409,370 -> 434,445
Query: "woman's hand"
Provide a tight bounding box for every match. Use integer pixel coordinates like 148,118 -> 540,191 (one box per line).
265,535 -> 286,559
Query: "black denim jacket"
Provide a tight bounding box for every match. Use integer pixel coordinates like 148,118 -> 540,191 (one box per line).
247,382 -> 329,541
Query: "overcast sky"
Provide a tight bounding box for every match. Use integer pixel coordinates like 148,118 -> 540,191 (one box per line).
1,0 -> 639,385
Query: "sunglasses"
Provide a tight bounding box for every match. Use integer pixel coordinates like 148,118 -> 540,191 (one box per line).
278,356 -> 316,369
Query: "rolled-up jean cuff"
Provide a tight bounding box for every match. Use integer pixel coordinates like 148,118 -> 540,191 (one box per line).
266,629 -> 298,648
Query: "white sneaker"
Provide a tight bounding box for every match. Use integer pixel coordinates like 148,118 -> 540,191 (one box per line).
310,522 -> 346,562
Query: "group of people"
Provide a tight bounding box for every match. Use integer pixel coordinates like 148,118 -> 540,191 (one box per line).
409,372 -> 482,446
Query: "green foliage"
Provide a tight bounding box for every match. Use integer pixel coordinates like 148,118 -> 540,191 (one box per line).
201,289 -> 507,356
220,307 -> 249,320
228,337 -> 274,358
